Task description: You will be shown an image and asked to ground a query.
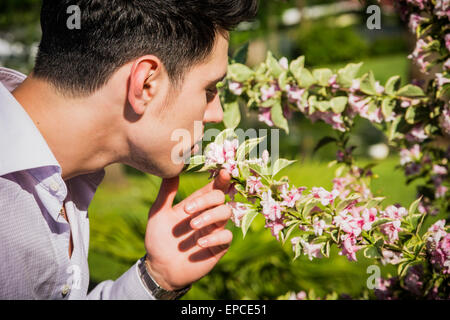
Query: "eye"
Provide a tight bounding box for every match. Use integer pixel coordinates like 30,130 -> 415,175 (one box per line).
206,87 -> 218,102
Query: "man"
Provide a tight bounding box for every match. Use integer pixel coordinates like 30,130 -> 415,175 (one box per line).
0,0 -> 258,299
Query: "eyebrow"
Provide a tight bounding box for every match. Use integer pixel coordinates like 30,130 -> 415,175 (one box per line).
206,72 -> 227,88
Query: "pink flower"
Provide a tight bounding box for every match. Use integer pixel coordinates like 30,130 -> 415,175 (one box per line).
375,81 -> 385,94
400,144 -> 421,165
408,39 -> 430,73
280,184 -> 306,208
433,164 -> 448,176
408,14 -> 426,34
246,176 -> 264,195
361,208 -> 378,231
223,159 -> 239,177
404,265 -> 423,296
444,58 -> 450,71
328,74 -> 340,91
285,84 -> 305,104
279,57 -> 289,70
406,125 -> 428,142
435,185 -> 448,199
229,81 -> 243,95
300,239 -> 324,261
380,220 -> 402,243
436,73 -> 450,88
265,218 -> 285,240
434,0 -> 450,20
383,205 -> 408,220
311,187 -> 339,206
407,0 -> 427,10
350,79 -> 360,93
260,189 -> 283,221
262,149 -> 270,165
260,84 -> 278,101
205,139 -> 239,166
339,234 -> 360,261
439,105 -> 450,136
227,201 -> 250,227
381,249 -> 404,265
258,107 -> 274,127
310,111 -> 346,132
312,217 -> 327,236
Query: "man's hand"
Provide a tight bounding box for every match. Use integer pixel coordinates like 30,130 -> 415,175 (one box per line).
144,169 -> 233,291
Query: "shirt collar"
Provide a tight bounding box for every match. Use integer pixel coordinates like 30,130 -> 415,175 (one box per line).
0,67 -> 61,177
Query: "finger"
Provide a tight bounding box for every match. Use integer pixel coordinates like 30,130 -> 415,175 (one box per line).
184,189 -> 225,215
185,169 -> 231,201
190,204 -> 232,230
150,176 -> 179,214
197,229 -> 233,248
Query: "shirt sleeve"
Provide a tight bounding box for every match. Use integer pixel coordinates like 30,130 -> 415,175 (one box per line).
86,260 -> 156,300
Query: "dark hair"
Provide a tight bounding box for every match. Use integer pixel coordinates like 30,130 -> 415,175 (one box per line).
33,0 -> 258,96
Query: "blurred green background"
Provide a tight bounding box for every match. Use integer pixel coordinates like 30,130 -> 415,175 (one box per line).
1,0 -> 438,299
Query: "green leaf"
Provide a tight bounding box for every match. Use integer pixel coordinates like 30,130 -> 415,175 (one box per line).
228,63 -> 254,82
289,56 -> 305,75
364,246 -> 381,259
408,197 -> 422,216
405,106 -> 416,124
330,96 -> 348,113
337,62 -> 363,87
241,209 -> 259,238
282,221 -> 300,245
184,155 -> 205,172
381,97 -> 396,119
293,240 -> 302,260
313,136 -> 337,154
232,42 -> 249,65
388,115 -> 402,142
236,136 -> 266,162
223,100 -> 241,129
363,197 -> 385,210
302,198 -> 320,218
360,71 -> 377,95
278,71 -> 288,91
295,68 -> 316,88
313,68 -> 333,86
214,128 -> 237,145
385,75 -> 401,95
316,100 -> 330,112
272,158 -> 297,177
270,101 -> 289,134
396,84 -> 425,97
266,51 -> 284,78
336,193 -> 361,212
371,218 -> 391,228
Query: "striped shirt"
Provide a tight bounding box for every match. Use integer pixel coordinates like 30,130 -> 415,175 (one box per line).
0,67 -> 155,299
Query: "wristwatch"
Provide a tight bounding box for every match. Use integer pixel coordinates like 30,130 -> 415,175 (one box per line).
138,256 -> 191,300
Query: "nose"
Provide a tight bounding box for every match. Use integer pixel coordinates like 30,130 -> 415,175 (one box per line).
203,95 -> 223,124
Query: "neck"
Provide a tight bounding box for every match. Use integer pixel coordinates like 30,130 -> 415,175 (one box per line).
12,75 -> 125,180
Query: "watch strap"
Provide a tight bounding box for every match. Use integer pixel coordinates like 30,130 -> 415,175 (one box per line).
138,256 -> 191,300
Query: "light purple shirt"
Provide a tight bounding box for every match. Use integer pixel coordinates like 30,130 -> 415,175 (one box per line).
0,67 -> 155,299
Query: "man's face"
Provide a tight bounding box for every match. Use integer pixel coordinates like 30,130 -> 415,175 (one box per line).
126,33 -> 229,178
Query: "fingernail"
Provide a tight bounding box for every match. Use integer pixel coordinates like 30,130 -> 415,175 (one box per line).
185,202 -> 196,213
198,238 -> 208,247
191,218 -> 202,228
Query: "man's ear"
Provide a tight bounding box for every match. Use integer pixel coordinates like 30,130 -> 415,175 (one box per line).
128,56 -> 162,115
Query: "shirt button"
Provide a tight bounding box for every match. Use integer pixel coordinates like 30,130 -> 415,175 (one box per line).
61,284 -> 71,297
49,181 -> 59,193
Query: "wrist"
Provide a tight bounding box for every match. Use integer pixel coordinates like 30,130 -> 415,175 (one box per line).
143,255 -> 184,292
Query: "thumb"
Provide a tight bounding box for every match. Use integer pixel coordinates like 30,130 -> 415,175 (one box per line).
150,176 -> 179,215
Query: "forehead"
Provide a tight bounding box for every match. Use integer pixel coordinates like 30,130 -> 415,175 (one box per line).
187,33 -> 229,82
